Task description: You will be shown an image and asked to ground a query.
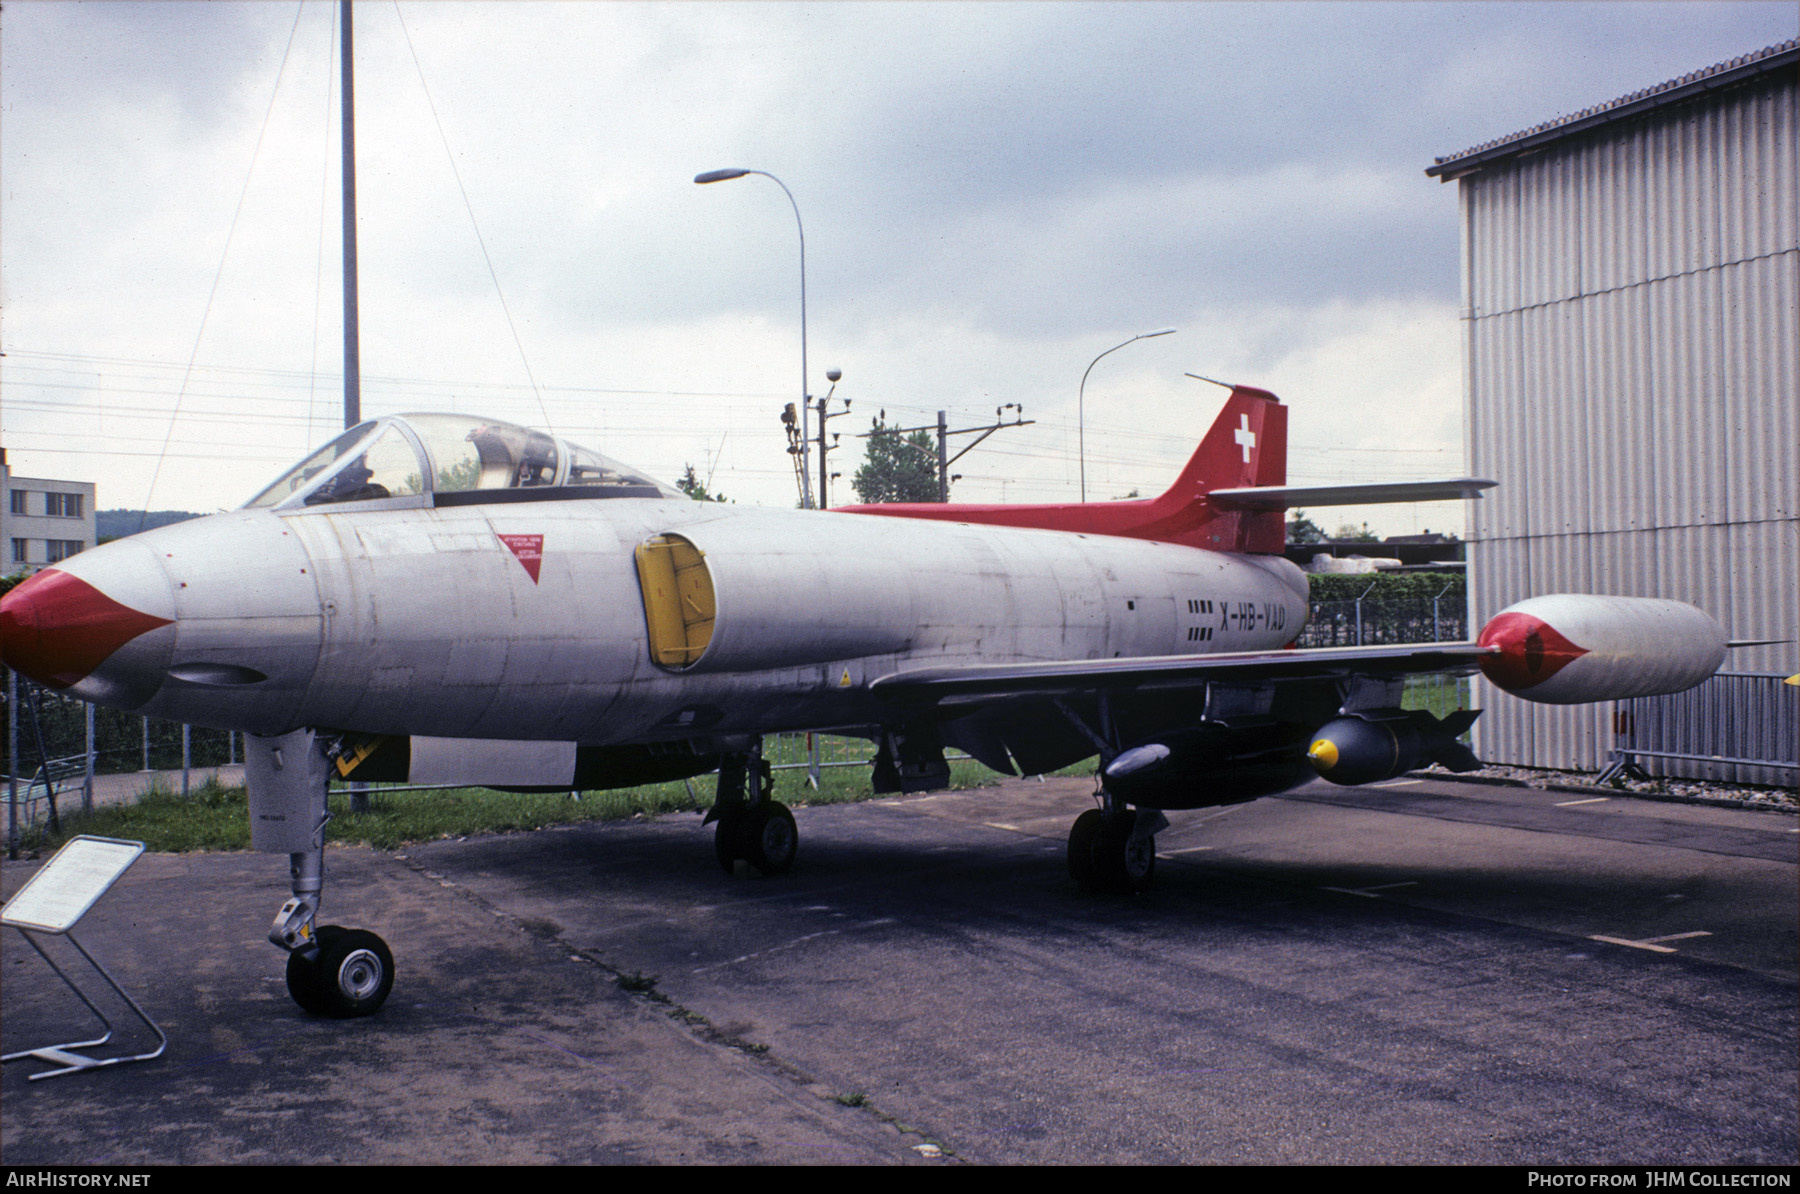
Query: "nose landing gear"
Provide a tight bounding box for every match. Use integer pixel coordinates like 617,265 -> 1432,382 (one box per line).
250,729 -> 396,1018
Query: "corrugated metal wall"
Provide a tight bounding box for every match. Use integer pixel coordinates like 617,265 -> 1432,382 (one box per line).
1460,72 -> 1798,783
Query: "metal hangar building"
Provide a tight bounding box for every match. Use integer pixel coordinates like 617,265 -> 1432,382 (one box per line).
1427,41 -> 1798,784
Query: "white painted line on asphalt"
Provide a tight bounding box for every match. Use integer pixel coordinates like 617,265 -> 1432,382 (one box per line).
1372,779 -> 1424,788
1160,845 -> 1216,856
983,822 -> 1022,832
1555,797 -> 1611,806
690,916 -> 903,974
1591,935 -> 1674,953
1322,880 -> 1419,899
690,929 -> 842,974
1590,930 -> 1712,954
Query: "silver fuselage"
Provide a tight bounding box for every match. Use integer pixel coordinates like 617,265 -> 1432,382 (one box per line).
55,498 -> 1310,744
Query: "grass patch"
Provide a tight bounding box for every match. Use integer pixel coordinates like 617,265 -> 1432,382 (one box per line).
14,744 -> 1013,855
1402,674 -> 1474,720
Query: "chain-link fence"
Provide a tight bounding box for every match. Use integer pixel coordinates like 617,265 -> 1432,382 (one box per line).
1297,594 -> 1469,647
1295,574 -> 1467,647
6,676 -> 241,839
3,682 -> 237,780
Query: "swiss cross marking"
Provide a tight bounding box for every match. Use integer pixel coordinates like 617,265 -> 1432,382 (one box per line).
1234,414 -> 1256,464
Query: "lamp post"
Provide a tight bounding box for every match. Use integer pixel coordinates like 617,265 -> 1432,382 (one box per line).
1072,327 -> 1173,500
1078,328 -> 1175,502
695,167 -> 814,507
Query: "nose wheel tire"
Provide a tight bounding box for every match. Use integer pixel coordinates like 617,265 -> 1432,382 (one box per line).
285,925 -> 394,1018
285,938 -> 329,1016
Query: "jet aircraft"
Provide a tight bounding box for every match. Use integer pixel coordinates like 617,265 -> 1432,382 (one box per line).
0,385 -> 1729,1018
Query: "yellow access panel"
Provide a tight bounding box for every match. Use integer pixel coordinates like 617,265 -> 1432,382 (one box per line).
634,534 -> 716,668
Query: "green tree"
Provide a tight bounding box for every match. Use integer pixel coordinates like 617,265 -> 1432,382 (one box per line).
677,464 -> 727,502
1334,520 -> 1381,542
851,415 -> 941,503
1287,509 -> 1327,543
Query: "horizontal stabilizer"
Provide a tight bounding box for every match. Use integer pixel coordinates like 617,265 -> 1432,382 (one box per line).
1209,478 -> 1495,510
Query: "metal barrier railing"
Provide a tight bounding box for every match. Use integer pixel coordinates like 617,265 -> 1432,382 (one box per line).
1598,673 -> 1799,785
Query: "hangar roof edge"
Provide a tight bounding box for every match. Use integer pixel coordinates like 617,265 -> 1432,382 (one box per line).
1426,39 -> 1798,181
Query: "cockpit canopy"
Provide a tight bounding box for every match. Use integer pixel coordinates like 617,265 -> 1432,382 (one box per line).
243,413 -> 683,511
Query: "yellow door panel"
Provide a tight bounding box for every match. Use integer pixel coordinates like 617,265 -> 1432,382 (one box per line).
634,534 -> 716,668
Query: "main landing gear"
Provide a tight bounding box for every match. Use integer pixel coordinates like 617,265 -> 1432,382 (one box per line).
708,740 -> 797,876
1067,802 -> 1167,895
250,729 -> 396,1018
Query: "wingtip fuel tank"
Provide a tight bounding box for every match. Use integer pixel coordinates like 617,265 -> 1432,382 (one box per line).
1476,594 -> 1727,705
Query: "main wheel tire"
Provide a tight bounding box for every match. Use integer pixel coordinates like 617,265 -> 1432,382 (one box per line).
314,927 -> 395,1018
1070,809 -> 1156,894
1067,809 -> 1105,892
1106,813 -> 1157,893
714,810 -> 747,873
744,802 -> 798,875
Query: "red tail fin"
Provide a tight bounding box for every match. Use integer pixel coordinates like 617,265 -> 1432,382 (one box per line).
833,385 -> 1289,553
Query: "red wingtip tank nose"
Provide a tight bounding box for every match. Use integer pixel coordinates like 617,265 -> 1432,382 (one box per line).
0,569 -> 174,689
1476,610 -> 1589,694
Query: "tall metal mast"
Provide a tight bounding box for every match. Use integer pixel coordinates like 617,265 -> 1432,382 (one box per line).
340,2 -> 367,816
340,0 -> 361,428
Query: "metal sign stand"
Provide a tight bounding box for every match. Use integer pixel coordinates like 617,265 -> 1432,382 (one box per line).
3,835 -> 167,1080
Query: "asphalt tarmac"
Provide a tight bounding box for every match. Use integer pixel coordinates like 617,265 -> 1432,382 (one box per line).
2,774 -> 1795,1165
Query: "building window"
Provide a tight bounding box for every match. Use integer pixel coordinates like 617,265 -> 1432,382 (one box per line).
9,490 -> 26,515
46,492 -> 84,518
11,538 -> 29,564
46,540 -> 84,563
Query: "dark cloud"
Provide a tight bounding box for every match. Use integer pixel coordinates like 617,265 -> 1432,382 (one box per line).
5,1 -> 299,131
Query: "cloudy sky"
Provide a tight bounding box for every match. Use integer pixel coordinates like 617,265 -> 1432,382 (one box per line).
3,1 -> 1793,531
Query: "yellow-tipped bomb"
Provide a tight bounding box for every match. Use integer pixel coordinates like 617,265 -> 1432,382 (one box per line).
1307,710 -> 1482,786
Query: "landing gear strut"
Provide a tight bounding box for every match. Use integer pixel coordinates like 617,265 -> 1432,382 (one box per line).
709,740 -> 797,876
248,729 -> 395,1017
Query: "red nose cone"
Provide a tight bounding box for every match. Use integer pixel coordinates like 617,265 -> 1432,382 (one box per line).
0,569 -> 174,689
1477,610 -> 1588,692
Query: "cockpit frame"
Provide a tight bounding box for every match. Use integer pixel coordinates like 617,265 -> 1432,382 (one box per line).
242,413 -> 682,513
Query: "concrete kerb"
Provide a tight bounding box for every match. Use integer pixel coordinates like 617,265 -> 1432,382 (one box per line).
1414,767 -> 1798,814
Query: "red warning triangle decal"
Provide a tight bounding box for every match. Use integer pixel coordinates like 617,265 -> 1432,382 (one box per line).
497,533 -> 544,584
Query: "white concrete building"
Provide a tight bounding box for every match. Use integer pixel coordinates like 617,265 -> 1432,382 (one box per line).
2,448 -> 98,575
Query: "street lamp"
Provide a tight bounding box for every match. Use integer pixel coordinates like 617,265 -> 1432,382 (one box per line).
695,167 -> 814,507
1079,328 -> 1175,502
